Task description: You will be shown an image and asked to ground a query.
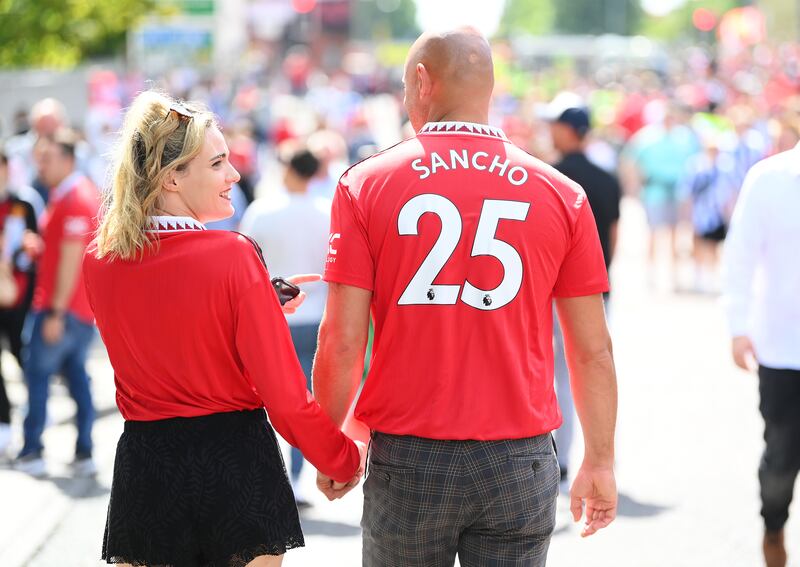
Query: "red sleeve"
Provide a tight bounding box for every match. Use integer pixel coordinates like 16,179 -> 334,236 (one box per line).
61,195 -> 95,241
553,199 -> 609,297
323,179 -> 374,291
234,249 -> 360,483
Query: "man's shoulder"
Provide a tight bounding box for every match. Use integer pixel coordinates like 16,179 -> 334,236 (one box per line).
748,149 -> 795,178
61,175 -> 99,210
243,194 -> 290,218
339,138 -> 421,187
7,191 -> 36,214
738,151 -> 797,202
521,150 -> 586,207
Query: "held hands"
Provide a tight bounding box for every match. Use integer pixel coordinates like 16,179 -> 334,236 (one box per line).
732,336 -> 757,371
281,274 -> 322,315
316,440 -> 368,501
570,462 -> 617,537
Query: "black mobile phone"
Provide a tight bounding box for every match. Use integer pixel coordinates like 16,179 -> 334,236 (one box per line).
271,277 -> 301,305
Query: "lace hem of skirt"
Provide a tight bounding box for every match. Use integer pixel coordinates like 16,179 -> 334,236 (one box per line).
222,537 -> 306,567
104,537 -> 305,567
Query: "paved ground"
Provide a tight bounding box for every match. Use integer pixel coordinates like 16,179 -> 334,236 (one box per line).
1,198 -> 798,566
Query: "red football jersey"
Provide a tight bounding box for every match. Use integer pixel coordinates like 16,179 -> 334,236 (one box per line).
34,172 -> 99,323
324,121 -> 609,440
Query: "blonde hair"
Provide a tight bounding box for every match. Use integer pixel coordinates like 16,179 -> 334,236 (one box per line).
95,90 -> 216,260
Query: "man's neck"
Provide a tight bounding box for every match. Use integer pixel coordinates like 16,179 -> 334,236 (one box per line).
52,168 -> 76,190
286,182 -> 309,195
560,147 -> 584,157
429,109 -> 490,126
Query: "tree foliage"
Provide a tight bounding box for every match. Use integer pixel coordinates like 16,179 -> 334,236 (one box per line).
495,0 -> 555,38
0,0 -> 155,67
638,0 -> 743,40
554,0 -> 642,36
351,0 -> 420,41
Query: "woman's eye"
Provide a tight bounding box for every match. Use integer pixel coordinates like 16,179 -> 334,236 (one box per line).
212,161 -> 222,168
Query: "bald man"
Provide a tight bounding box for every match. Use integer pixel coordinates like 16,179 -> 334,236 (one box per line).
314,28 -> 617,566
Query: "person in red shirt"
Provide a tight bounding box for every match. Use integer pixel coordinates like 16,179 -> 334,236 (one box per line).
313,28 -> 618,566
0,147 -> 40,457
83,91 -> 364,567
14,129 -> 99,478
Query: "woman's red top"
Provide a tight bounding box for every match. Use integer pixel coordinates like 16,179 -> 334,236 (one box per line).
82,216 -> 358,482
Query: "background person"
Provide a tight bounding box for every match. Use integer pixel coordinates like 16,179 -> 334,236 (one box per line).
545,94 -> 621,487
13,128 -> 99,478
240,143 -> 331,507
0,147 -> 40,457
722,144 -> 800,567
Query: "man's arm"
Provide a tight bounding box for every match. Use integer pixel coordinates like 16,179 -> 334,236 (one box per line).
313,282 -> 372,427
555,293 -> 617,537
721,168 -> 763,371
608,221 -> 618,265
312,282 -> 371,499
51,240 -> 85,312
41,239 -> 85,344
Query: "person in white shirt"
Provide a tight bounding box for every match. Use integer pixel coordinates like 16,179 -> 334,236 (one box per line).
722,144 -> 800,567
239,144 -> 330,507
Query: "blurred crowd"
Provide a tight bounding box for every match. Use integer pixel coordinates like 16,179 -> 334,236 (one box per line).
1,36 -> 799,458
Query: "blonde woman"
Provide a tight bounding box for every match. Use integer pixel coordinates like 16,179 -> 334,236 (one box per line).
83,91 -> 364,567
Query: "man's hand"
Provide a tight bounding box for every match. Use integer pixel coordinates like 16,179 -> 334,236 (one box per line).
570,463 -> 617,537
281,274 -> 322,315
732,335 -> 757,371
316,441 -> 367,501
42,313 -> 65,344
22,231 -> 44,259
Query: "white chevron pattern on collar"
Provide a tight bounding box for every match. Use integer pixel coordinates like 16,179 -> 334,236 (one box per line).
146,216 -> 207,233
419,121 -> 508,141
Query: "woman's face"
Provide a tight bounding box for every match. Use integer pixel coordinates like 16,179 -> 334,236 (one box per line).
174,126 -> 241,223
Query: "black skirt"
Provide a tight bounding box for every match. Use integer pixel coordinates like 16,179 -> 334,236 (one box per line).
103,409 -> 304,567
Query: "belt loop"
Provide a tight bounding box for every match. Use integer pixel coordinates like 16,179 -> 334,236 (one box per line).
550,432 -> 558,457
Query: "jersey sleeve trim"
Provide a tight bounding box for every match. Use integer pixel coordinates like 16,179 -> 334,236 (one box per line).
323,270 -> 375,291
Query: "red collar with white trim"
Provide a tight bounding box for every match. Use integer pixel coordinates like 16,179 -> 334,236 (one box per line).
146,216 -> 206,233
419,121 -> 508,141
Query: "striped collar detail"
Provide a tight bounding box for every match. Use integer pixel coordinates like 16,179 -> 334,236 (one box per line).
419,121 -> 508,141
146,216 -> 206,233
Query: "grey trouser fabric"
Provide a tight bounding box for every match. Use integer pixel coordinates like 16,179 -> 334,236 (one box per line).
362,432 -> 559,567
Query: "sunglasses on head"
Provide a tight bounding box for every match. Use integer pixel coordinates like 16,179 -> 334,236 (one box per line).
164,102 -> 194,123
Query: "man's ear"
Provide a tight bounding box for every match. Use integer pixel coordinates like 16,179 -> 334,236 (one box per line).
416,62 -> 432,100
161,168 -> 180,193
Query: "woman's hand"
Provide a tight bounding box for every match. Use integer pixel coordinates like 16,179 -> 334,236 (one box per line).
316,441 -> 367,501
281,274 -> 322,314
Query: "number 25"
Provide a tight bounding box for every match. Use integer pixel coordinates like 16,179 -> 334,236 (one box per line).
397,194 -> 530,311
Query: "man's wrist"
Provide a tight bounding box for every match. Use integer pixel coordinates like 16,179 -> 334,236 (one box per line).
45,307 -> 66,319
582,451 -> 615,469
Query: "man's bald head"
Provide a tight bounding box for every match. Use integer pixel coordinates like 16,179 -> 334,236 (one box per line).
403,27 -> 495,131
